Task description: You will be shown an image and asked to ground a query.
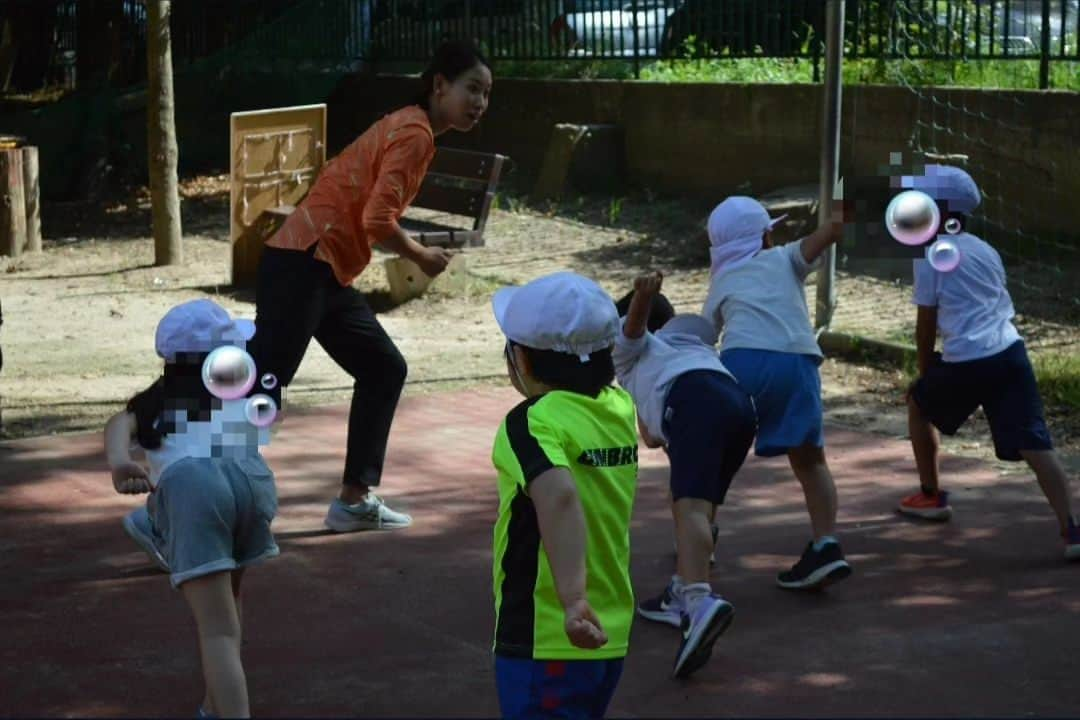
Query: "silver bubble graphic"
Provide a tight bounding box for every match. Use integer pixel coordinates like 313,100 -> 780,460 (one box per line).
244,394 -> 278,428
885,190 -> 941,247
944,217 -> 962,235
928,238 -> 961,272
202,346 -> 256,400
260,373 -> 278,390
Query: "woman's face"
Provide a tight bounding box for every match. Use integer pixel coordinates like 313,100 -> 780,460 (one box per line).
434,63 -> 493,132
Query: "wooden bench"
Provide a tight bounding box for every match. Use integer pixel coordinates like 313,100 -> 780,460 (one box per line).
248,147 -> 508,301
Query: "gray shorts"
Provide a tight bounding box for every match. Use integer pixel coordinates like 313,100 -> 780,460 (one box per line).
149,455 -> 280,589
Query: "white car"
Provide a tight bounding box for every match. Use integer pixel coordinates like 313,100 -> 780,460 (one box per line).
552,0 -> 680,57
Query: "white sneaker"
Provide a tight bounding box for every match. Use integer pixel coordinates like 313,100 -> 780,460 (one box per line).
324,494 -> 413,533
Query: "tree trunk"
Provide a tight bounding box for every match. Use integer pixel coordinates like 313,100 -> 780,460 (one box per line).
0,149 -> 27,257
147,0 -> 182,266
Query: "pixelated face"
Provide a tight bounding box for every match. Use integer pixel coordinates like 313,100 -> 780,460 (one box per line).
162,346 -> 277,458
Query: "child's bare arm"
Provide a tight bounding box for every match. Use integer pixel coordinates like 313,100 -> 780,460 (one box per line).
914,305 -> 939,376
799,208 -> 845,265
529,467 -> 608,650
623,272 -> 663,340
105,411 -> 150,494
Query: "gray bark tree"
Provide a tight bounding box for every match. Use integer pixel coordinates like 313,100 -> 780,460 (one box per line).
146,0 -> 182,265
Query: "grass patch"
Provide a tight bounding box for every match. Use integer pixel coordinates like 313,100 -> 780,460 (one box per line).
1033,352 -> 1080,409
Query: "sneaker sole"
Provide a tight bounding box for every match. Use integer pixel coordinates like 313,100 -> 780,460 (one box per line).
637,606 -> 683,628
898,505 -> 952,521
323,516 -> 413,533
672,602 -> 734,680
121,515 -> 170,573
776,560 -> 852,591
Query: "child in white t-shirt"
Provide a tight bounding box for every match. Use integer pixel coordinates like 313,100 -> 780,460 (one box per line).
896,165 -> 1079,560
614,272 -> 755,679
703,197 -> 852,590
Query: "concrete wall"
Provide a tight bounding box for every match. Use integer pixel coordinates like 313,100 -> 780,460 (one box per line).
329,74 -> 1080,242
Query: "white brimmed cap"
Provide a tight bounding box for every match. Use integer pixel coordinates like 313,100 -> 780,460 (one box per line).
707,196 -> 788,276
492,272 -> 619,361
656,313 -> 719,347
155,299 -> 256,361
901,164 -> 981,214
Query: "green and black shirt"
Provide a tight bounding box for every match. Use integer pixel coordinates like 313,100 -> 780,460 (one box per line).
491,387 -> 638,660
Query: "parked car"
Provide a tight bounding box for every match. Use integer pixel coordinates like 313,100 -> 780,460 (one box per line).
370,0 -> 556,58
550,0 -> 680,57
660,0 -> 823,57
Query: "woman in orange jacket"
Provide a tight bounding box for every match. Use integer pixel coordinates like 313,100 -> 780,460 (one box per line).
253,40 -> 492,533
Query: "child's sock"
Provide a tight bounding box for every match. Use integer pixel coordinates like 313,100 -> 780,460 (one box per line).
921,484 -> 940,497
812,535 -> 838,552
679,582 -> 712,617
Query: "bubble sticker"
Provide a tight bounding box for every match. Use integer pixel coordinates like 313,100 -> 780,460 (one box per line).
244,394 -> 278,428
927,238 -> 962,272
260,373 -> 279,390
202,346 -> 256,400
885,190 -> 941,247
944,217 -> 962,235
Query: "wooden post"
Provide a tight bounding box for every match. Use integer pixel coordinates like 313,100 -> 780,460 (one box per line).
0,148 -> 26,257
21,146 -> 41,253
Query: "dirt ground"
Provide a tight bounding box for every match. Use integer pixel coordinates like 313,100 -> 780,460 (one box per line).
1,175 -> 1078,475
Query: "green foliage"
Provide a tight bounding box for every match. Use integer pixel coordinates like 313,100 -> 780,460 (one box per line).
499,56 -> 1080,91
1033,353 -> 1080,410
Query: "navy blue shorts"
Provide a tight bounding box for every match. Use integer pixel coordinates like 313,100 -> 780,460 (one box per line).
662,369 -> 757,506
910,340 -> 1053,461
495,656 -> 623,719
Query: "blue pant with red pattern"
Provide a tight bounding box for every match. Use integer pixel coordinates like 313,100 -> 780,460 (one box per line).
495,656 -> 624,719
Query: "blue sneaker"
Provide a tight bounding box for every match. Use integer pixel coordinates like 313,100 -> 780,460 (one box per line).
672,594 -> 734,679
122,506 -> 169,573
637,578 -> 684,628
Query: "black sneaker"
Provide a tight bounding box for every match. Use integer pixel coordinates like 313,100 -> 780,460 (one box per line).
776,540 -> 852,591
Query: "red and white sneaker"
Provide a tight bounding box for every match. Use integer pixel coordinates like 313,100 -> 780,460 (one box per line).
898,489 -> 952,521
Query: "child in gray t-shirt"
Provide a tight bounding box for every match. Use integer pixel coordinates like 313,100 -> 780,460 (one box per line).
703,196 -> 851,590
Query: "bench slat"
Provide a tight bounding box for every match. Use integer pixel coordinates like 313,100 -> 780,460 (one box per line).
428,147 -> 498,179
411,181 -> 486,219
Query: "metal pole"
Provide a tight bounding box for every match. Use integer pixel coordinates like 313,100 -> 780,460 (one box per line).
814,0 -> 844,331
1039,0 -> 1051,89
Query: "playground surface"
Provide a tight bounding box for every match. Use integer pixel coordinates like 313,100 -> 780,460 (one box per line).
3,385 -> 1079,718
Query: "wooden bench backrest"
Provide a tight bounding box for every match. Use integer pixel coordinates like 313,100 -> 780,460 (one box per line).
412,147 -> 506,232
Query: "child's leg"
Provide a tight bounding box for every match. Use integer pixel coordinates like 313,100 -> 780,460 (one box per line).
200,570 -> 246,716
673,498 -> 715,585
1020,449 -> 1075,533
786,444 -> 837,540
908,393 -> 942,492
182,571 -> 249,719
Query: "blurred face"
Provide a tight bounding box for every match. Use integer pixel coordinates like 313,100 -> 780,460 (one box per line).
433,63 -> 492,132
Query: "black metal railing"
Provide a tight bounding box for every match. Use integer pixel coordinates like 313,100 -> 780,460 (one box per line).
33,0 -> 1080,87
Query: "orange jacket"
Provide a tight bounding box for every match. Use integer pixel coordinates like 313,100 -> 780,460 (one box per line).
267,105 -> 436,286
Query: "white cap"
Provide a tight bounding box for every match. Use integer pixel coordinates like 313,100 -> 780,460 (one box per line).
707,196 -> 788,276
656,313 -> 719,347
492,272 -> 619,361
155,299 -> 256,361
901,164 -> 981,214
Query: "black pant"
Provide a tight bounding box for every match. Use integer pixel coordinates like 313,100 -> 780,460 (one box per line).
251,244 -> 407,488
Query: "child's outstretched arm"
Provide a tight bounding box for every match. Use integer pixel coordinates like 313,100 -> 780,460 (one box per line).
800,209 -> 846,264
104,411 -> 150,494
530,467 -> 608,650
624,272 -> 663,340
914,305 -> 939,376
